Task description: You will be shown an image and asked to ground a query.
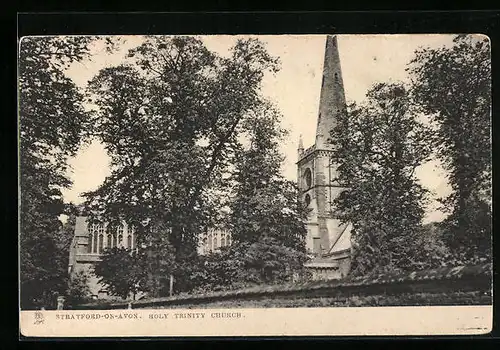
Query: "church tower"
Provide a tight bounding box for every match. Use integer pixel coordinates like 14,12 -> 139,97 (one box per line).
297,35 -> 352,279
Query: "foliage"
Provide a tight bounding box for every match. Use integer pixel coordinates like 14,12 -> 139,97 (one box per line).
141,230 -> 177,297
19,36 -> 120,309
18,37 -> 97,309
92,223 -> 178,299
190,248 -> 241,293
83,36 -> 280,292
66,271 -> 92,307
188,102 -> 309,291
331,82 -> 433,275
413,222 -> 450,268
407,34 -> 492,261
94,247 -> 147,300
224,104 -> 308,286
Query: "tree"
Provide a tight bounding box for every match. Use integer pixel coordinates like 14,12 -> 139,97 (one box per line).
83,36 -> 280,293
94,247 -> 146,300
407,35 -> 492,262
19,37 -> 95,309
331,83 -> 433,275
190,247 -> 240,292
19,36 -> 120,309
226,104 -> 309,285
66,271 -> 92,308
413,222 -> 450,269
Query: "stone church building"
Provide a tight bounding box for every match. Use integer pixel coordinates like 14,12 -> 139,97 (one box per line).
298,35 -> 353,280
68,211 -> 231,300
67,215 -> 138,300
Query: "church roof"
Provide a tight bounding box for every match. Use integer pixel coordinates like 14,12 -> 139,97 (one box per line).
305,222 -> 352,267
328,222 -> 352,254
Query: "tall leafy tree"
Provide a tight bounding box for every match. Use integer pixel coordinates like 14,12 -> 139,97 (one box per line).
65,270 -> 92,308
93,247 -> 148,300
19,37 -> 97,309
226,104 -> 309,285
83,36 -> 280,293
407,35 -> 492,261
331,83 -> 433,275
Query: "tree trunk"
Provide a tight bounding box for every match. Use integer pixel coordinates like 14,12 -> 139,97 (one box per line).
169,274 -> 174,297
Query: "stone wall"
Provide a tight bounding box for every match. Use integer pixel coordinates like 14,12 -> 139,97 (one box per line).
73,264 -> 492,310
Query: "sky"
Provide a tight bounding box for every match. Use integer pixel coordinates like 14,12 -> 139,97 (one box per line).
62,34 -> 457,223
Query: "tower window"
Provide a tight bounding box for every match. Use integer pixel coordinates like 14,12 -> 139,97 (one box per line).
334,72 -> 339,82
304,168 -> 312,188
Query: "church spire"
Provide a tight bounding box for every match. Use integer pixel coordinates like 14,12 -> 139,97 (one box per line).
315,35 -> 347,150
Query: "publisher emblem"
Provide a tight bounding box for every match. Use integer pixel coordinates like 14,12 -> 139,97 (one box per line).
34,311 -> 45,325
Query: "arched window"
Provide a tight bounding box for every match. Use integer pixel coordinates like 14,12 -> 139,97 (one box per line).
334,72 -> 339,82
107,233 -> 113,249
221,235 -> 226,247
98,224 -> 105,253
87,236 -> 93,253
98,234 -> 104,253
213,236 -> 218,249
127,235 -> 132,249
304,168 -> 312,188
88,223 -> 96,253
116,225 -> 124,248
90,224 -> 100,253
207,234 -> 212,252
93,231 -> 98,253
304,194 -> 311,207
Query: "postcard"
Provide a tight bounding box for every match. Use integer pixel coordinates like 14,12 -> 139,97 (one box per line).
18,34 -> 492,337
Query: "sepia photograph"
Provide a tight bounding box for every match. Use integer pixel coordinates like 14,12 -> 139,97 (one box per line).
18,34 -> 492,336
